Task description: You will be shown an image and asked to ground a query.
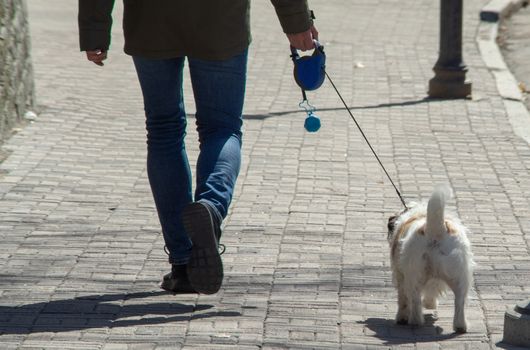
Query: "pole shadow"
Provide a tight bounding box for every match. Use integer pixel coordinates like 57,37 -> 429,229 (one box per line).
242,97 -> 434,120
0,290 -> 240,334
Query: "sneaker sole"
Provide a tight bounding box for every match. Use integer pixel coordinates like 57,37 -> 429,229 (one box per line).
160,278 -> 197,294
183,202 -> 223,294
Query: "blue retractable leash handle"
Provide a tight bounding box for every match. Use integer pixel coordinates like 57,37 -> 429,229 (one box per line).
290,41 -> 326,132
290,41 -> 326,91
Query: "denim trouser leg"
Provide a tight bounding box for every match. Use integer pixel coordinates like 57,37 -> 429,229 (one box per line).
132,50 -> 248,265
133,56 -> 193,265
189,51 -> 248,220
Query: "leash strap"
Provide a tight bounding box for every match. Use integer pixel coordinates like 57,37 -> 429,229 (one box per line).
325,71 -> 408,209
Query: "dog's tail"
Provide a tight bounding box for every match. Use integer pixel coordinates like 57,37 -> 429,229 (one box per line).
425,184 -> 452,241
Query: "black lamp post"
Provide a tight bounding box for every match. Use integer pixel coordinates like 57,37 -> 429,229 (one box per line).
428,0 -> 472,98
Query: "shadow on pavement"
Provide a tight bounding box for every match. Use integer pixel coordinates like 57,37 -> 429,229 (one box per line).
357,315 -> 461,345
243,97 -> 434,120
496,341 -> 530,350
0,290 -> 240,334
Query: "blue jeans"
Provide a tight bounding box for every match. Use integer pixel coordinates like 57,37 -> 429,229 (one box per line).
132,50 -> 248,265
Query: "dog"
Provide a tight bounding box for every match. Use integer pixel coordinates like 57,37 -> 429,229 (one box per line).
387,185 -> 473,333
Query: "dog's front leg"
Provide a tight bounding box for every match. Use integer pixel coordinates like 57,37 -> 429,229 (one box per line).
406,284 -> 424,326
396,283 -> 409,325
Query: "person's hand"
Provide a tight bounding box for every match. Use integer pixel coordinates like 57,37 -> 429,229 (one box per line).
86,49 -> 107,66
287,25 -> 319,51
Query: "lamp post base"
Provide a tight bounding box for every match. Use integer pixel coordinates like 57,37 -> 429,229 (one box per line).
428,68 -> 472,99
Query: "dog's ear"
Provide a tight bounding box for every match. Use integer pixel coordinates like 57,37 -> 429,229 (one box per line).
387,215 -> 398,236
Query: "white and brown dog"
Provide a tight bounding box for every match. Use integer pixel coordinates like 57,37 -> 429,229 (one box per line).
387,185 -> 473,333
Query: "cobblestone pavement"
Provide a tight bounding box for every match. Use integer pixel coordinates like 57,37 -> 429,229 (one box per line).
1,0 -> 529,349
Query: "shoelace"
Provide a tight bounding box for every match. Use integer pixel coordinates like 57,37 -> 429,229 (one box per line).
164,244 -> 226,257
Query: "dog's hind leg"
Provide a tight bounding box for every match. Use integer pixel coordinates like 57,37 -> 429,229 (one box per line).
450,278 -> 469,333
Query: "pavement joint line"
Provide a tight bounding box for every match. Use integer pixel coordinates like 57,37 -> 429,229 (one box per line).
478,0 -> 530,145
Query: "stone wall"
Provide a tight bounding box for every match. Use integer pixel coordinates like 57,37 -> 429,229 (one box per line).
0,0 -> 35,139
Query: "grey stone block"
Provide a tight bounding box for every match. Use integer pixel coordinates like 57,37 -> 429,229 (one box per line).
503,300 -> 530,347
481,0 -> 527,22
481,0 -> 514,22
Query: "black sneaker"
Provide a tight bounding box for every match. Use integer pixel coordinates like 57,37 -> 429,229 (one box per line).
182,201 -> 223,294
160,264 -> 197,294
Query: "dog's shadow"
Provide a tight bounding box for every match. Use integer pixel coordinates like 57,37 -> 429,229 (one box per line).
0,290 -> 241,334
357,314 -> 461,345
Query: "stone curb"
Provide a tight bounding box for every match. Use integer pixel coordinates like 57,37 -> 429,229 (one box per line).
478,3 -> 530,347
477,0 -> 530,144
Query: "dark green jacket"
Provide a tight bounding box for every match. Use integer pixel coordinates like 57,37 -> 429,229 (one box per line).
78,0 -> 313,60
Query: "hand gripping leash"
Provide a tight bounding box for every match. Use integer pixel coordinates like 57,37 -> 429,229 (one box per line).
290,42 -> 408,210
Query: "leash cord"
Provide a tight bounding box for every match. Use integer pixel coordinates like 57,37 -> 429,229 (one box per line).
325,71 -> 408,209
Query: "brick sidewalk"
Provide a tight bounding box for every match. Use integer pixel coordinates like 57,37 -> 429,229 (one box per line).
1,0 -> 529,349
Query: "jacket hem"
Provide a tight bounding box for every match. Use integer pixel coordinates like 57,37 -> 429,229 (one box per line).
123,42 -> 251,61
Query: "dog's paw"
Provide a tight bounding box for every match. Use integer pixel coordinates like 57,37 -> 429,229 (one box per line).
395,310 -> 408,325
396,318 -> 408,325
408,315 -> 425,327
454,326 -> 467,333
454,317 -> 468,333
453,322 -> 467,333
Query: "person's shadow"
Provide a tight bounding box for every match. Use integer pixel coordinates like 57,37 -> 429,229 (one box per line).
0,290 -> 240,334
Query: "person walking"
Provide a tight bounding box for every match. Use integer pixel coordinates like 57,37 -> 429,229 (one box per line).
78,0 -> 319,294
